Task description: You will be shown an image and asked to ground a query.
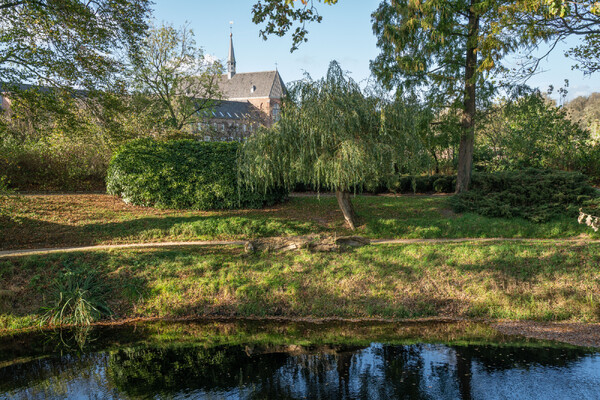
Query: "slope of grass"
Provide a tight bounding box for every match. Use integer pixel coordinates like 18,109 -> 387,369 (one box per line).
2,242 -> 600,332
1,194 -> 597,250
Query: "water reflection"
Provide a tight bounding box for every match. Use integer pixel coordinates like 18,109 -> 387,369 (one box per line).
0,321 -> 599,399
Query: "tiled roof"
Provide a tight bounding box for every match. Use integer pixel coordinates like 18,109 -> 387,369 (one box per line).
218,70 -> 286,100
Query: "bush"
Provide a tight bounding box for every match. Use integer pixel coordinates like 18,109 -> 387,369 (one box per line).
433,176 -> 454,193
107,138 -> 288,210
0,136 -> 109,191
292,174 -> 457,194
387,174 -> 455,194
451,169 -> 597,222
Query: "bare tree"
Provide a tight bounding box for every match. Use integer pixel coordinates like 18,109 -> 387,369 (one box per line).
130,23 -> 223,131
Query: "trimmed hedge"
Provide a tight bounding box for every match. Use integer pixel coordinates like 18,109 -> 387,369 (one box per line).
387,175 -> 455,194
107,139 -> 287,210
295,174 -> 457,194
451,169 -> 598,222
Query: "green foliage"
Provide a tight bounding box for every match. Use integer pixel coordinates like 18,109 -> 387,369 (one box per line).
565,92 -> 600,140
251,0 -> 339,52
40,265 -> 112,326
107,138 -> 287,210
130,23 -> 223,131
0,176 -> 14,195
239,61 -> 427,194
476,93 -> 594,173
0,0 -> 150,89
386,175 -> 455,194
0,135 -> 109,191
451,169 -> 597,222
0,176 -> 22,219
0,84 -> 147,191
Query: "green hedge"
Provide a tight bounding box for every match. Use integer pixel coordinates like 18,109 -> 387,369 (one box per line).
295,174 -> 456,194
107,139 -> 288,210
451,169 -> 597,222
387,175 -> 455,194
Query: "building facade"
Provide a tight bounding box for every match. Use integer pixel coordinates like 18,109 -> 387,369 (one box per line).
201,32 -> 285,141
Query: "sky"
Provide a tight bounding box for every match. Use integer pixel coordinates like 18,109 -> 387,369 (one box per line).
152,0 -> 598,102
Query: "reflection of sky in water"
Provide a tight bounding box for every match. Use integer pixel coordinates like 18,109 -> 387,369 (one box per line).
471,356 -> 600,400
3,344 -> 600,399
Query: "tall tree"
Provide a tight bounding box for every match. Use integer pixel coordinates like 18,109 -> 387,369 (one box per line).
129,23 -> 223,131
239,61 -> 426,229
250,1 -> 600,193
370,0 -> 528,193
0,0 -> 151,89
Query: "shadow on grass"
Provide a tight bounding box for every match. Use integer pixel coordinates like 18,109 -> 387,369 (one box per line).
0,214 -> 327,250
0,251 -> 153,324
3,243 -> 600,325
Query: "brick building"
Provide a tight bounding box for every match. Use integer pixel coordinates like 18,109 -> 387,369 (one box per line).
201,32 -> 285,141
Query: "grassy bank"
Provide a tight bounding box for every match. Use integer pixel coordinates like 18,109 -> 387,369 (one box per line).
2,242 -> 599,332
1,194 -> 596,250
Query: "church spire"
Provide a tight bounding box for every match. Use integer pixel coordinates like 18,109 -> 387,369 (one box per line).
227,25 -> 236,79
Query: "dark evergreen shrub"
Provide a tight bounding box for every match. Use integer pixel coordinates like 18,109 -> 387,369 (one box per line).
451,169 -> 597,222
433,176 -> 455,193
107,139 -> 288,210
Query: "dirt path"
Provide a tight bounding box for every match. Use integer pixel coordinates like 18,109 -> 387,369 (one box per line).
2,236 -> 600,258
0,240 -> 246,258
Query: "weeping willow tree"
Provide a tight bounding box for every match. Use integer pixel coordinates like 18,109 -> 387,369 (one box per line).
239,61 -> 427,230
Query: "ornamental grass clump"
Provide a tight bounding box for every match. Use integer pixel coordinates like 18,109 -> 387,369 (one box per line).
40,268 -> 113,326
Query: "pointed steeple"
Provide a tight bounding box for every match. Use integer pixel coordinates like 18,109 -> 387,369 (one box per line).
227,29 -> 236,79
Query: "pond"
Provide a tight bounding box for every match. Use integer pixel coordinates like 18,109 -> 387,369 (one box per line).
0,319 -> 599,399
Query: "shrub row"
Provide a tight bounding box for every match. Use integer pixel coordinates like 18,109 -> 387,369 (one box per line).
294,174 -> 456,194
107,139 -> 287,210
0,138 -> 108,191
451,169 -> 597,222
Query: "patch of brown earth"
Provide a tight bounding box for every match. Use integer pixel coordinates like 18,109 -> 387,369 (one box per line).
493,320 -> 600,348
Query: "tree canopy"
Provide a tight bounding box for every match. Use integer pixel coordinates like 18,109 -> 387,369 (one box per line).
239,61 -> 427,229
0,0 -> 151,89
129,23 -> 223,131
250,0 -> 600,193
252,0 -> 338,52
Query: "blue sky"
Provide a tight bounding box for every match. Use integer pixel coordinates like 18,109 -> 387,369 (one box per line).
152,0 -> 598,102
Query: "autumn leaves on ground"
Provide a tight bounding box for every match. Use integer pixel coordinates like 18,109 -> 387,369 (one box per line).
1,194 -> 595,250
2,194 -> 600,334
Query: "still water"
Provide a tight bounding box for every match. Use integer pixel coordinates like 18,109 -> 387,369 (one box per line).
0,320 -> 599,399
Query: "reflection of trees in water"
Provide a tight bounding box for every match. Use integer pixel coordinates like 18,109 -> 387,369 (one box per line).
107,345 -> 289,397
0,354 -> 114,398
0,341 -> 596,399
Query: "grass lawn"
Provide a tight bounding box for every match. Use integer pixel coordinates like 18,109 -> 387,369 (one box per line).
1,194 -> 596,250
2,242 -> 600,332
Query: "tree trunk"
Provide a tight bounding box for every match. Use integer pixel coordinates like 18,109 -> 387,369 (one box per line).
455,1 -> 480,194
336,190 -> 358,230
455,348 -> 473,400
